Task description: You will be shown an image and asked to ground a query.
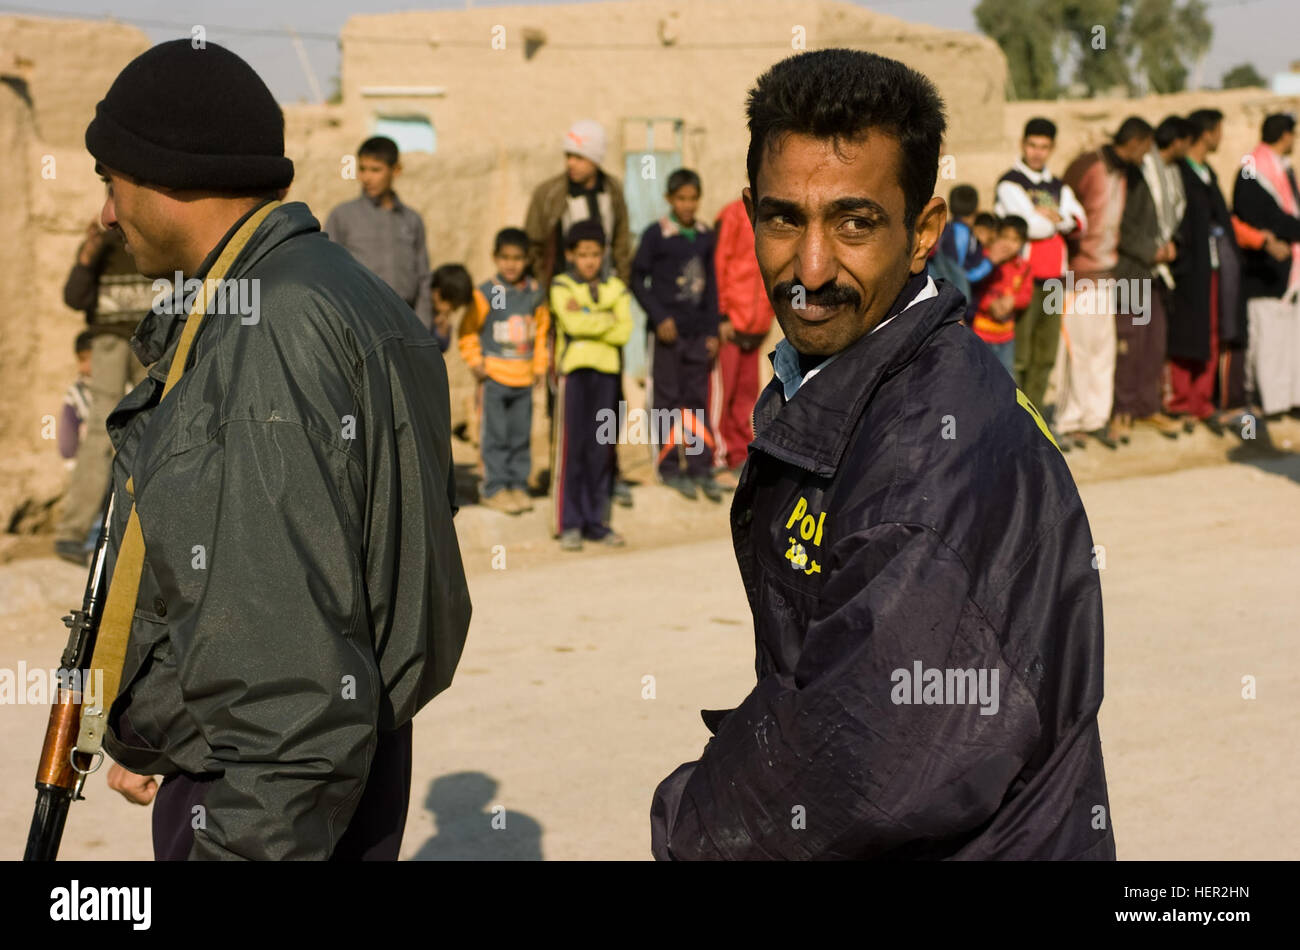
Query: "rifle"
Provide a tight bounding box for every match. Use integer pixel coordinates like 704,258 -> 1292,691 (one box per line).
24,492 -> 116,861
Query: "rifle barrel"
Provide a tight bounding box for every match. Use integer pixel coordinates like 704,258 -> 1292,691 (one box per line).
24,786 -> 73,862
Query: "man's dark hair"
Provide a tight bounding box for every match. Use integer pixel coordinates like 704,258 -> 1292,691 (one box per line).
564,217 -> 606,250
666,168 -> 702,195
358,135 -> 399,167
1155,115 -> 1191,150
974,211 -> 998,231
998,214 -> 1029,243
1187,109 -> 1225,140
1114,116 -> 1155,145
1023,117 -> 1057,141
1262,112 -> 1297,145
948,184 -> 978,218
745,48 -> 947,232
493,227 -> 529,256
74,331 -> 95,354
431,263 -> 473,307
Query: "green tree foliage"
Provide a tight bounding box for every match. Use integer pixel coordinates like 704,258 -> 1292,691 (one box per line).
975,0 -> 1066,99
1221,62 -> 1267,89
1129,0 -> 1212,93
1060,0 -> 1129,97
976,0 -> 1213,99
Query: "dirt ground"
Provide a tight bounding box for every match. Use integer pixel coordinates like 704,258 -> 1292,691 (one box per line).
1,426 -> 1297,860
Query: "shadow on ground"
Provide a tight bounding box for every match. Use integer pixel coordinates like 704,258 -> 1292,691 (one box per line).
452,461 -> 482,506
1233,441 -> 1300,484
408,771 -> 544,861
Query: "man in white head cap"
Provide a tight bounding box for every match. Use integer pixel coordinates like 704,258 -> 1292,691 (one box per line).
524,119 -> 632,285
524,120 -> 635,508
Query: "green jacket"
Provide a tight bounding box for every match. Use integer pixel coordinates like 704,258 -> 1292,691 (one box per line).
101,201 -> 471,859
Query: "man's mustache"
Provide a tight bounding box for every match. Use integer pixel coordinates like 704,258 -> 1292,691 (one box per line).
773,280 -> 861,312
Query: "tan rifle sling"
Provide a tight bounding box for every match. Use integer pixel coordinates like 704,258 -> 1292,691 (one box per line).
76,200 -> 282,756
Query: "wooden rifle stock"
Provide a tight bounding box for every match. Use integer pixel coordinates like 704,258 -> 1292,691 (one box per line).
24,492 -> 115,861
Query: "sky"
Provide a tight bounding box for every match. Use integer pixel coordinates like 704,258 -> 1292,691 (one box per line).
2,0 -> 1294,103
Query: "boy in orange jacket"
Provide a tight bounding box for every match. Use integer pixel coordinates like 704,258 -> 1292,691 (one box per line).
458,228 -> 549,514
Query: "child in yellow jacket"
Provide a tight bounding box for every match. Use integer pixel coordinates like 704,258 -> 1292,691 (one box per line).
549,219 -> 632,550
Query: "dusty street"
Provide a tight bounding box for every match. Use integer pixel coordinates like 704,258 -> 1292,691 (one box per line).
1,446 -> 1297,860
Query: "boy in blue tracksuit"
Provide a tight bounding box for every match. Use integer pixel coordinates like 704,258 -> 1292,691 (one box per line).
631,168 -> 722,502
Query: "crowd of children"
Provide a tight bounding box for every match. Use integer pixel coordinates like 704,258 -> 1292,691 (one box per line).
929,110 -> 1300,452
58,106 -> 1300,561
318,124 -> 762,551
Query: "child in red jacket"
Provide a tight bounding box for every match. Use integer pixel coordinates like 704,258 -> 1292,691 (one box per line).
970,216 -> 1032,377
712,197 -> 775,485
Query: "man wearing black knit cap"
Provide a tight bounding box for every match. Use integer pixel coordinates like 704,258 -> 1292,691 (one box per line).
84,40 -> 471,860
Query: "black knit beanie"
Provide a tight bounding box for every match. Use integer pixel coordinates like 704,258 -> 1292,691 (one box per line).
85,39 -> 293,192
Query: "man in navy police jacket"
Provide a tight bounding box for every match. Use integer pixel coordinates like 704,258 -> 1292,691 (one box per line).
650,49 -> 1115,861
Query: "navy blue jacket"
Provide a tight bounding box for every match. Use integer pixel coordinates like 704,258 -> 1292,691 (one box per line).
630,216 -> 720,338
651,281 -> 1115,860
